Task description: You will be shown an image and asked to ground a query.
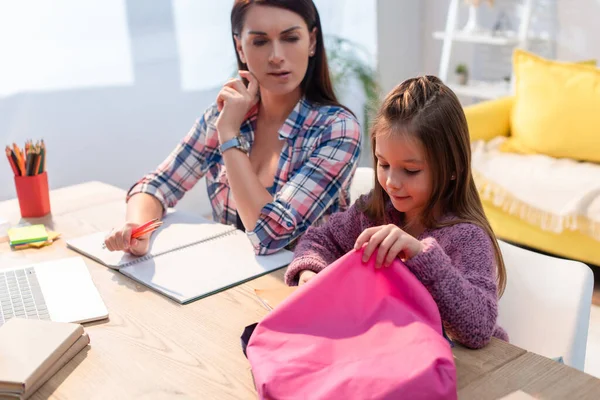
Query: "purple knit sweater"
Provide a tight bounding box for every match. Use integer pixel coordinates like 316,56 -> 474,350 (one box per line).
285,196 -> 508,349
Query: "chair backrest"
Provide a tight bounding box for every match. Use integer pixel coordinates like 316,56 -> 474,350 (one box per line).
497,240 -> 593,370
350,167 -> 375,203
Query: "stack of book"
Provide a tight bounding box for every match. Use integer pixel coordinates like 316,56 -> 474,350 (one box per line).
0,319 -> 90,399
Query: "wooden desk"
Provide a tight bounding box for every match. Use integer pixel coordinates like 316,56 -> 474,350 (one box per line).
1,182 -> 599,400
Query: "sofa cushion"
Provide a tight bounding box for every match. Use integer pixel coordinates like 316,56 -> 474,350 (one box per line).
502,50 -> 600,163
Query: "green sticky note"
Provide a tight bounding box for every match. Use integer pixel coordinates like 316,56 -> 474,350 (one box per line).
8,224 -> 48,246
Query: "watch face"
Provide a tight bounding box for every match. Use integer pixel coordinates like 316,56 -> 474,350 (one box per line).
238,135 -> 251,153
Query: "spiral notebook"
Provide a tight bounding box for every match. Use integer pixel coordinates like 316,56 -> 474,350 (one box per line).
66,211 -> 293,304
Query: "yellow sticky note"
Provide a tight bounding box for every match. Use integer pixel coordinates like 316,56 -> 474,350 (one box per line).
11,230 -> 60,250
8,225 -> 48,246
27,241 -> 50,249
47,231 -> 61,241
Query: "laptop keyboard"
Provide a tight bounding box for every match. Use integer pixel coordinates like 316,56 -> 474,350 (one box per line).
0,268 -> 50,326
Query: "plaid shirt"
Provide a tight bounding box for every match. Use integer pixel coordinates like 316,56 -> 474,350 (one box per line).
128,97 -> 362,255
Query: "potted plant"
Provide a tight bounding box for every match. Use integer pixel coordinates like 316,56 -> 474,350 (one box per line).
325,35 -> 380,138
455,63 -> 469,85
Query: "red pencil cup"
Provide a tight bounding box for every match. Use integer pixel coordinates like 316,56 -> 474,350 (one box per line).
14,172 -> 51,218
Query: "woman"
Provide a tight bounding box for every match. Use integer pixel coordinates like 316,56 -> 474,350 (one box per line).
104,0 -> 362,256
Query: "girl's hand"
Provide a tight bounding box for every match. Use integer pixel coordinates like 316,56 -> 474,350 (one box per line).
104,222 -> 151,256
354,224 -> 424,268
215,70 -> 259,143
298,270 -> 317,286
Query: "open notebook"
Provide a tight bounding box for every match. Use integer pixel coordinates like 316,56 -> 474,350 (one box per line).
66,211 -> 293,304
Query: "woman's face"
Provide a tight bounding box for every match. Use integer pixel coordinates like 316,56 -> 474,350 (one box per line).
235,5 -> 317,96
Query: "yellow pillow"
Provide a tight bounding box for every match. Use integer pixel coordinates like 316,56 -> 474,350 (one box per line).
501,50 -> 600,162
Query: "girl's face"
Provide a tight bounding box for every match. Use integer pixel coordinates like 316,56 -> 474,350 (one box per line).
375,132 -> 433,223
235,5 -> 317,97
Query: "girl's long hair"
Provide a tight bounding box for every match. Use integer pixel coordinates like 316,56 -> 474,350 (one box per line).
362,76 -> 506,296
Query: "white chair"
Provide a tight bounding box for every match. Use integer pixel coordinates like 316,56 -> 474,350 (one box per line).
497,240 -> 593,370
348,166 -> 594,370
350,167 -> 376,203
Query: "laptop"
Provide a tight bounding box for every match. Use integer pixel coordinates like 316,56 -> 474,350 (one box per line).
0,257 -> 108,326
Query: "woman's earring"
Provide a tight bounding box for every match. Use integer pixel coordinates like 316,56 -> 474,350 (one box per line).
309,50 -> 315,56
450,173 -> 456,180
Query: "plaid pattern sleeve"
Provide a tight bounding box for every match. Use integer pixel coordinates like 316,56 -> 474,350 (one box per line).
248,114 -> 362,255
127,106 -> 219,211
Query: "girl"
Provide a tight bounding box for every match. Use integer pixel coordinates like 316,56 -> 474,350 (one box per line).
104,0 -> 361,256
285,76 -> 508,349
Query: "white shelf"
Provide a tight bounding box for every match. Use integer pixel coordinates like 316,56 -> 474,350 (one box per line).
437,0 -> 541,101
433,31 -> 550,46
433,30 -> 519,45
449,80 -> 511,100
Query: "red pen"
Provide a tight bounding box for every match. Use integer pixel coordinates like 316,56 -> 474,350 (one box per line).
132,218 -> 161,234
102,218 -> 163,249
131,221 -> 163,239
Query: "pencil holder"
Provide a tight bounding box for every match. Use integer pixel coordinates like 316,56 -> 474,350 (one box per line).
14,172 -> 51,218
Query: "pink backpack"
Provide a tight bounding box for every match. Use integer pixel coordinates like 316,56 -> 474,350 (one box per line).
246,250 -> 457,400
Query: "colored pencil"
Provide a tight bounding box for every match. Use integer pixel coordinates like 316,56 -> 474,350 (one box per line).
33,146 -> 41,175
5,146 -> 19,176
6,140 -> 47,176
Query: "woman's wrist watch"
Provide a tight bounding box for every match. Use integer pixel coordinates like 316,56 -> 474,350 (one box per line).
219,135 -> 250,154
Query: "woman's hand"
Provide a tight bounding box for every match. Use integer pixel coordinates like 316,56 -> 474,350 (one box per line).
354,224 -> 424,268
104,222 -> 151,256
298,270 -> 317,286
215,70 -> 259,143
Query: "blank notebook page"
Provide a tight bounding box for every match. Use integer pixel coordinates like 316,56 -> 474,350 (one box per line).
119,230 -> 293,304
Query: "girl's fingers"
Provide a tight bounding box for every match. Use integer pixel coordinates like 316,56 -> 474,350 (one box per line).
361,227 -> 391,263
298,270 -> 316,286
384,239 -> 405,267
354,227 -> 379,250
375,231 -> 400,268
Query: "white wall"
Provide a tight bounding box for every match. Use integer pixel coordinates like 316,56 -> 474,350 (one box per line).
376,0 -> 477,89
556,0 -> 600,61
0,0 -> 217,216
376,0 -> 424,93
377,0 -> 600,96
0,0 -> 377,215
